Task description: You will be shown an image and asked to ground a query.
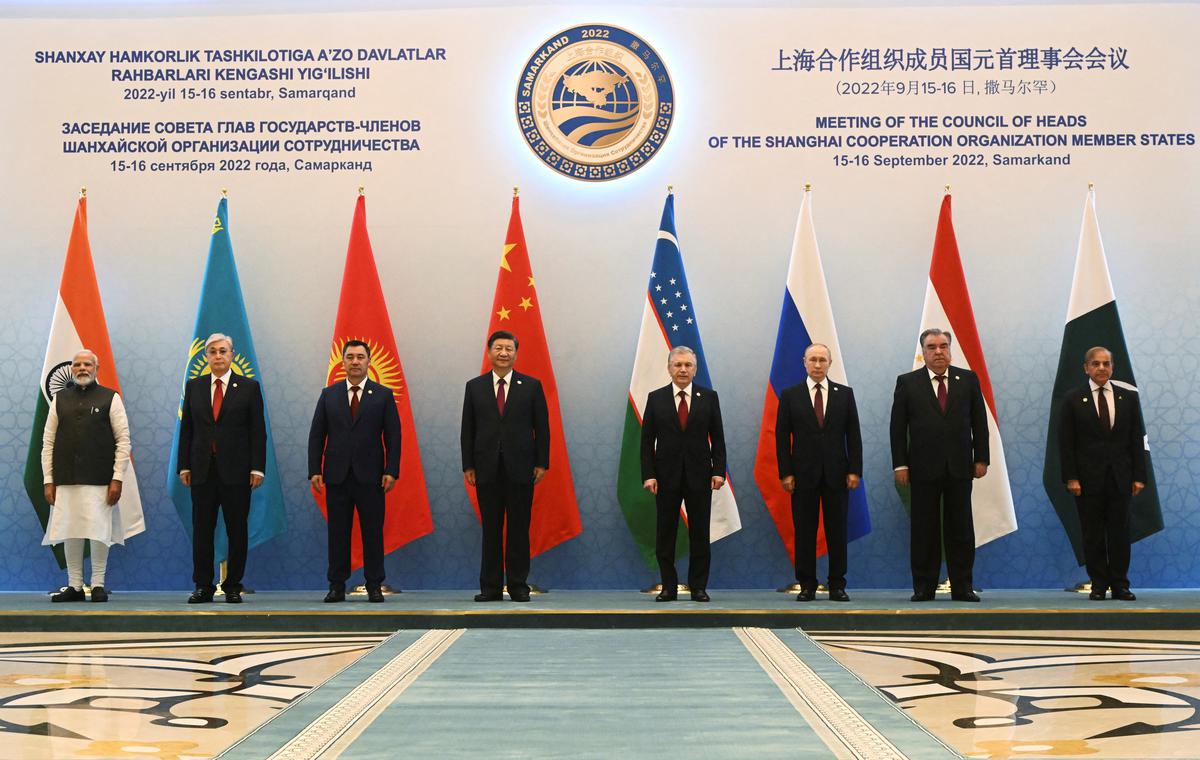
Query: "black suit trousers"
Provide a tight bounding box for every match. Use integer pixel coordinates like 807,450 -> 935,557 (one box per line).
910,475 -> 974,595
1075,470 -> 1132,592
792,475 -> 848,591
476,457 -> 532,597
326,478 -> 386,590
190,455 -> 250,593
655,484 -> 711,590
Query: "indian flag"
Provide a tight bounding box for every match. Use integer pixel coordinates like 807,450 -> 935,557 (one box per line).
911,192 -> 1016,546
616,191 -> 741,567
23,194 -> 145,567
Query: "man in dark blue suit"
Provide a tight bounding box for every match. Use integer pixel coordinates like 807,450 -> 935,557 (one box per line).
776,343 -> 862,602
308,340 -> 400,603
460,331 -> 549,603
1058,347 -> 1147,601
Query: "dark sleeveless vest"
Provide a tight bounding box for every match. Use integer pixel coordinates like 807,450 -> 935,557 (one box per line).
52,383 -> 118,486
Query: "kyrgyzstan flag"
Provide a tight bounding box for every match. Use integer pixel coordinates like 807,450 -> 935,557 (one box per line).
466,193 -> 582,555
312,193 -> 434,568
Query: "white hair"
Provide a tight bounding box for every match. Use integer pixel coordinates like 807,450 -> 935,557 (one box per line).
668,345 -> 697,362
73,348 -> 99,367
204,332 -> 234,351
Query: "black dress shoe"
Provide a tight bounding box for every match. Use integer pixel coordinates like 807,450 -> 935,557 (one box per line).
187,588 -> 214,604
474,592 -> 503,602
366,587 -> 385,603
1112,588 -> 1137,601
910,591 -> 935,602
51,587 -> 85,603
90,586 -> 109,603
1089,589 -> 1107,601
510,592 -> 531,603
690,590 -> 710,602
225,590 -> 243,604
324,588 -> 346,603
829,589 -> 850,602
796,589 -> 816,602
655,590 -> 677,602
951,591 -> 981,602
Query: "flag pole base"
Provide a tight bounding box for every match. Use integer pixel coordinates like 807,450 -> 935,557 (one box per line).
216,561 -> 254,595
503,585 -> 547,596
776,583 -> 829,593
350,584 -> 401,596
641,584 -> 691,594
1065,581 -> 1093,593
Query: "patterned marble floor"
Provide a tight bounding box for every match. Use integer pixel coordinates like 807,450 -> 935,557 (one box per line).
815,630 -> 1200,758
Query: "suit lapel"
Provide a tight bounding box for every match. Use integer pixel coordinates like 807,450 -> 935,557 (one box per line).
199,376 -> 214,421
921,371 -> 943,416
342,381 -> 358,428
944,371 -> 960,416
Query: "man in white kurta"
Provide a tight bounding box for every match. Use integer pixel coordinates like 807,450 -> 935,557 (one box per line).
41,350 -> 138,602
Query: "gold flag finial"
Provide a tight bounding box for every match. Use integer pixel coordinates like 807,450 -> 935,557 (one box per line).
804,183 -> 811,192
513,186 -> 519,197
358,185 -> 364,196
667,184 -> 674,194
79,187 -> 87,198
944,184 -> 951,194
1088,181 -> 1095,191
221,188 -> 228,198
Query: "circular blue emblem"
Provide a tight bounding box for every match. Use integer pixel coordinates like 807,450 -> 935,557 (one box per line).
516,24 -> 674,181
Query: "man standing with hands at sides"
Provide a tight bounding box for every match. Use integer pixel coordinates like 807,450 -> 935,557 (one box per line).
641,346 -> 727,603
309,340 -> 400,604
891,328 -> 989,603
461,331 -> 549,603
42,350 -> 140,602
1058,347 -> 1146,601
178,333 -> 265,604
775,344 -> 862,602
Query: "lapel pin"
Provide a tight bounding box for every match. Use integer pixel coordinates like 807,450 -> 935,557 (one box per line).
517,379 -> 523,385
832,386 -> 839,392
1082,397 -> 1088,403
232,383 -> 238,389
954,375 -> 961,380
368,389 -> 373,394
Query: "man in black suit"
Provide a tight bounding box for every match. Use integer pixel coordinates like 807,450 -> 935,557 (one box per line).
308,340 -> 401,604
1058,346 -> 1147,601
641,346 -> 727,603
460,331 -> 549,603
776,343 -> 862,602
890,328 -> 989,603
177,333 -> 265,604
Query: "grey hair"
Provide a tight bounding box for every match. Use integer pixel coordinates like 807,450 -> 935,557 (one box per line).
803,343 -> 831,359
668,345 -> 697,362
73,348 -> 100,367
919,328 -> 952,347
1084,346 -> 1112,363
204,332 -> 234,352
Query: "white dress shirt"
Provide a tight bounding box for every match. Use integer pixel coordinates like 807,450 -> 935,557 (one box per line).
1089,378 -> 1115,427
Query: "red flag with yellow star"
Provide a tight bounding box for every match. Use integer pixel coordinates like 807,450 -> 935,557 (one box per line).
313,194 -> 434,569
467,195 -> 582,555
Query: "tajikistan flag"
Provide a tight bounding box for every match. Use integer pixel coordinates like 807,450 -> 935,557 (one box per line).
1042,187 -> 1162,565
616,191 -> 741,567
23,194 -> 146,567
911,192 -> 1016,546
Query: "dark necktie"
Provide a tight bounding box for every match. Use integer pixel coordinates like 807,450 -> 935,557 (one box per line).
350,385 -> 361,419
212,378 -> 224,420
814,383 -> 825,427
1098,386 -> 1111,430
936,375 -> 947,412
496,378 -> 506,416
677,390 -> 688,430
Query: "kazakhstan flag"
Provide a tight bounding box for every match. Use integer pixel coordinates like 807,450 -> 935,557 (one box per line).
166,197 -> 286,561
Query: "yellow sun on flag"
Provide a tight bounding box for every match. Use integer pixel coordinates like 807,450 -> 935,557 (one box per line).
327,337 -> 406,394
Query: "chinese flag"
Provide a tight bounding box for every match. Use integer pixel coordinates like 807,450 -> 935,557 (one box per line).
312,194 -> 434,568
467,195 -> 582,555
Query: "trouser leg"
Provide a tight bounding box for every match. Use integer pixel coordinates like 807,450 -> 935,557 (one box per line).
683,486 -> 712,590
655,488 -> 683,589
89,540 -> 110,588
64,538 -> 85,590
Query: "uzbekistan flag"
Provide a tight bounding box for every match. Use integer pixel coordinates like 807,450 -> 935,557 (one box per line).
752,186 -> 870,564
1042,186 -> 1161,565
616,191 -> 741,567
24,193 -> 145,567
910,192 -> 1016,546
313,193 -> 434,568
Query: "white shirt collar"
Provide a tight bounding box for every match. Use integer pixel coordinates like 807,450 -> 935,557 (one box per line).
211,370 -> 233,386
672,382 -> 693,398
927,368 -> 948,381
1089,378 -> 1108,393
807,376 -> 826,392
346,378 -> 367,391
493,370 -> 513,386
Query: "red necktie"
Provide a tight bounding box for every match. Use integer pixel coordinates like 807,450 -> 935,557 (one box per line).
497,378 -> 506,416
814,383 -> 825,427
350,385 -> 361,419
212,378 -> 224,420
677,390 -> 688,430
936,375 -> 947,412
1098,386 -> 1111,430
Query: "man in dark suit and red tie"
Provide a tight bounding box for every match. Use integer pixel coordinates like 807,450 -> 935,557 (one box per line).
177,333 -> 265,604
641,346 -> 727,603
891,328 -> 989,603
775,344 -> 862,602
1058,347 -> 1147,601
460,331 -> 549,603
308,340 -> 401,604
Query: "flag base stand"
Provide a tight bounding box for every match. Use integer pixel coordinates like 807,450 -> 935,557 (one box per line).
216,561 -> 255,596
503,584 -> 547,596
351,584 -> 400,596
1065,581 -> 1092,593
776,583 -> 830,593
641,584 -> 691,594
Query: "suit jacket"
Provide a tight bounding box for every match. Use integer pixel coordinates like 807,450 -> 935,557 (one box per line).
640,383 -> 726,492
177,374 -> 266,485
1058,383 -> 1147,494
775,379 -> 862,489
890,366 -> 988,481
460,371 -> 550,485
308,379 -> 401,485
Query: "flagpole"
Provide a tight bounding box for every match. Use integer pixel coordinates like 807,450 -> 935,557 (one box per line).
1065,181 -> 1096,595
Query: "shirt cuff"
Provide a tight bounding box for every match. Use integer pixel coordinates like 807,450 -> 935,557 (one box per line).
251,470 -> 265,478
894,466 -> 909,471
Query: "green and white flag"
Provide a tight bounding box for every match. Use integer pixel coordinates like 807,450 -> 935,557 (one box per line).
1042,187 -> 1162,565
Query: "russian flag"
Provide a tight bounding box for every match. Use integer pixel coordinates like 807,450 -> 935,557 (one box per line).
752,186 -> 870,566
